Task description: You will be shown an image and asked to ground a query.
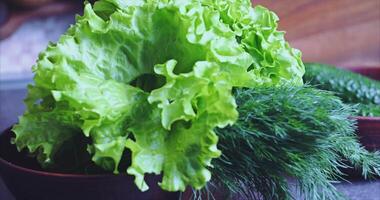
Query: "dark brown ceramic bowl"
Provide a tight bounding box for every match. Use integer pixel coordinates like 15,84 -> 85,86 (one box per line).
0,128 -> 179,200
356,116 -> 380,151
348,67 -> 380,150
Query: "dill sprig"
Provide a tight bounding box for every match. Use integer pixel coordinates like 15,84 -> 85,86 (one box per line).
195,86 -> 380,200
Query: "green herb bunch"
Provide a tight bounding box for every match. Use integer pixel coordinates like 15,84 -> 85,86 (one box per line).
9,0 -> 380,198
194,86 -> 380,200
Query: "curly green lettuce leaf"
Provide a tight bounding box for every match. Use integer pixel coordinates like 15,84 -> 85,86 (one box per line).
206,1 -> 305,85
12,112 -> 79,166
126,96 -> 220,191
13,0 -> 304,192
148,60 -> 239,130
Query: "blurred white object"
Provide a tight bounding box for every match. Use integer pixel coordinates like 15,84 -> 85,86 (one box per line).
0,14 -> 74,86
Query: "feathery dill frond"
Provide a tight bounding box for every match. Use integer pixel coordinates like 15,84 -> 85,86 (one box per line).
203,86 -> 380,200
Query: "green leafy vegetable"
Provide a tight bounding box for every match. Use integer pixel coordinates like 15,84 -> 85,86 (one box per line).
352,103 -> 380,117
12,0 -> 304,192
304,63 -> 380,116
209,86 -> 380,200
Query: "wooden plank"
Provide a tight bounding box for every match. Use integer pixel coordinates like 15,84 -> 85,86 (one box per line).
253,0 -> 380,67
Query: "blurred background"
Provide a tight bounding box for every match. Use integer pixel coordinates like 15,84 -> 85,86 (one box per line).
0,0 -> 379,85
0,1 -> 379,199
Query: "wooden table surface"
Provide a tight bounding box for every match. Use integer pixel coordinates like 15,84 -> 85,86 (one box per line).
253,0 -> 380,68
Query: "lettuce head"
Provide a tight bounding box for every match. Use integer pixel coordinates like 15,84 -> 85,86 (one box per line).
12,0 -> 304,192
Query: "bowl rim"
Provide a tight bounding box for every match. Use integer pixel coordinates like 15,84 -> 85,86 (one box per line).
354,116 -> 380,121
0,156 -> 130,179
